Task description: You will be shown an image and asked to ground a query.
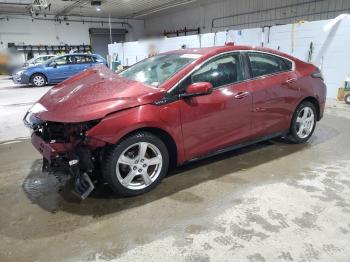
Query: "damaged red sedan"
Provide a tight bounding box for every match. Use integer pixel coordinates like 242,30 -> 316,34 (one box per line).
24,45 -> 326,199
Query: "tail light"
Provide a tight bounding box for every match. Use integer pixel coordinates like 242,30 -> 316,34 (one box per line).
311,68 -> 324,80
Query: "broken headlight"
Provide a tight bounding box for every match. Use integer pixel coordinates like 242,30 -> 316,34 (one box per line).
23,111 -> 44,130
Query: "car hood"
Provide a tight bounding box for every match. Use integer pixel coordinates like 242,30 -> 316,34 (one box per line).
14,64 -> 42,74
34,65 -> 165,123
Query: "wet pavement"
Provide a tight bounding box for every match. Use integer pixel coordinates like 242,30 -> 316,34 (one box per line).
0,102 -> 350,261
0,77 -> 52,142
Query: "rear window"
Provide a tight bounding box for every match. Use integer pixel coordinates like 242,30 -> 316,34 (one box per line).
248,52 -> 293,78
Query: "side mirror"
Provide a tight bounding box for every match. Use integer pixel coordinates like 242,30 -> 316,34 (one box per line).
180,82 -> 213,98
50,62 -> 57,68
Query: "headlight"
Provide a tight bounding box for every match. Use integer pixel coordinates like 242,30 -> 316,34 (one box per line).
23,112 -> 43,129
23,103 -> 47,129
29,103 -> 47,113
16,70 -> 25,75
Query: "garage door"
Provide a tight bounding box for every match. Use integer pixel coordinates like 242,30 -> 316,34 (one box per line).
89,28 -> 126,59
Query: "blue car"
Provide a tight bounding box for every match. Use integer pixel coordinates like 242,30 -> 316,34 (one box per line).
13,53 -> 107,87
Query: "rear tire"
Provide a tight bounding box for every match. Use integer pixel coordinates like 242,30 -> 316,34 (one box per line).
101,132 -> 169,197
345,93 -> 350,105
30,73 -> 46,87
287,101 -> 317,144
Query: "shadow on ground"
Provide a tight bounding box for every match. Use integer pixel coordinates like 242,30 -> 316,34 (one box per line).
0,122 -> 333,240
21,120 -> 339,218
23,139 -> 308,216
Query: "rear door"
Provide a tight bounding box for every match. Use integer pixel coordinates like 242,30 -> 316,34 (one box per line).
72,55 -> 94,74
176,52 -> 253,160
245,51 -> 299,138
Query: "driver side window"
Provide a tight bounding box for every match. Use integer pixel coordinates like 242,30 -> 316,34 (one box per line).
175,53 -> 243,94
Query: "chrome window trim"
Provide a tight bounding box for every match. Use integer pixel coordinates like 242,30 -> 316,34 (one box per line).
167,49 -> 295,94
244,50 -> 295,80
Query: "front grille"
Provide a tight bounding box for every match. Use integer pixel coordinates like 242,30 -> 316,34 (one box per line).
34,120 -> 100,143
42,122 -> 72,143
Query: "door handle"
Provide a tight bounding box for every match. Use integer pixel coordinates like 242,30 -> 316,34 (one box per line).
234,91 -> 250,99
285,78 -> 297,84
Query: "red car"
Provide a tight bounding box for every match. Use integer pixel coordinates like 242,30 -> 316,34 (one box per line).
24,45 -> 326,198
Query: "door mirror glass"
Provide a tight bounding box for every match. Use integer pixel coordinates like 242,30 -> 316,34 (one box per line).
181,82 -> 213,98
50,62 -> 57,68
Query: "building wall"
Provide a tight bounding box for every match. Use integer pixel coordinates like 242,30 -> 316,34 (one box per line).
0,15 -> 144,49
145,0 -> 350,35
111,15 -> 350,98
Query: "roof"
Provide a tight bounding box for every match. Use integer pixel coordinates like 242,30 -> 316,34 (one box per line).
164,44 -> 297,61
64,53 -> 96,56
54,53 -> 101,59
165,45 -> 251,55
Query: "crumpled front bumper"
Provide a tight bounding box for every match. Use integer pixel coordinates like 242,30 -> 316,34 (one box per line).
31,134 -> 59,160
26,118 -> 104,199
30,133 -> 95,199
24,110 -> 107,199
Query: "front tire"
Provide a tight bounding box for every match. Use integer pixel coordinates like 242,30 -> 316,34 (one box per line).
101,132 -> 169,196
345,93 -> 350,105
287,101 -> 317,143
30,73 -> 46,87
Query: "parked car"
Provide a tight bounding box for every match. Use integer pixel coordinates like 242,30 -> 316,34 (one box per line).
23,55 -> 56,67
24,45 -> 326,199
13,53 -> 107,87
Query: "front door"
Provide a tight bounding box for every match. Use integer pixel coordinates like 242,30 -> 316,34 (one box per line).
176,52 -> 253,160
47,56 -> 75,83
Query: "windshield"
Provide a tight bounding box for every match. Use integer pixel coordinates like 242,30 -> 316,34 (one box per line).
119,54 -> 200,87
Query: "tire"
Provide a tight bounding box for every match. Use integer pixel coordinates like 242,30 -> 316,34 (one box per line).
101,132 -> 169,196
287,101 -> 317,144
30,73 -> 46,87
345,93 -> 350,105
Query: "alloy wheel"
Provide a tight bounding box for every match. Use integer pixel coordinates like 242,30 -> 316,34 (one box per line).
116,142 -> 163,190
33,75 -> 45,87
295,106 -> 315,139
346,94 -> 350,104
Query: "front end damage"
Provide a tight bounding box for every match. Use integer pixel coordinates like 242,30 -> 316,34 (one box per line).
24,112 -> 107,199
22,66 -> 166,199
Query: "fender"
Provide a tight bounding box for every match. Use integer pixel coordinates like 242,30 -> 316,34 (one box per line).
291,74 -> 325,122
86,103 -> 186,164
29,71 -> 48,82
